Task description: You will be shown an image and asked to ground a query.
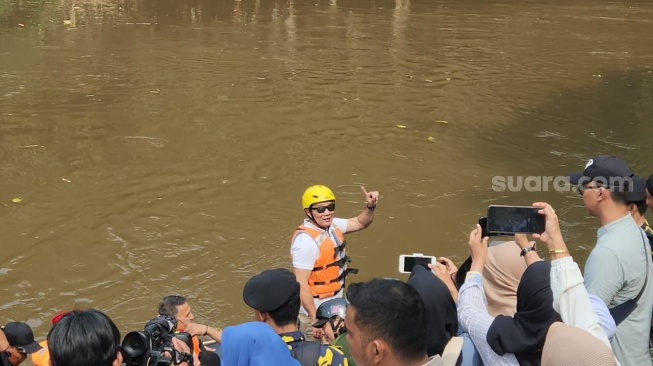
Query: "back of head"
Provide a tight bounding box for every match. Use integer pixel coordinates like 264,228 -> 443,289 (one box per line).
407,265 -> 457,357
347,278 -> 427,363
158,295 -> 187,317
243,268 -> 301,327
47,309 -> 121,366
483,241 -> 528,316
221,322 -> 300,366
542,323 -> 616,366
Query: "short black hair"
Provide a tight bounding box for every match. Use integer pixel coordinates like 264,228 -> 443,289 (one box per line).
267,295 -> 300,327
610,189 -> 629,205
47,309 -> 121,366
347,279 -> 427,363
629,201 -> 648,216
159,295 -> 187,317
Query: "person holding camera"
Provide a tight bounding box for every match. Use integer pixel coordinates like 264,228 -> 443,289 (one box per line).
291,185 -> 379,341
158,295 -> 221,366
47,309 -> 195,366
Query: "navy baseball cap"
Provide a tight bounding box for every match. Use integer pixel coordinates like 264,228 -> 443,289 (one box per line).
2,322 -> 42,354
567,155 -> 635,189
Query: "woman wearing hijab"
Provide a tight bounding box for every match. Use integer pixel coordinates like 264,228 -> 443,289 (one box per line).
407,265 -> 460,357
220,322 -> 300,366
482,242 -> 528,317
457,226 -> 560,366
542,323 -> 616,366
409,264 -> 481,366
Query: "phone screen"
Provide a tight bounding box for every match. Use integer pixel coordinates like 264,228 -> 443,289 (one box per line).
403,256 -> 434,273
487,206 -> 545,234
479,216 -> 511,237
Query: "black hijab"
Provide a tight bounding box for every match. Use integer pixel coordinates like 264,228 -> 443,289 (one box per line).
486,260 -> 561,366
407,265 -> 459,357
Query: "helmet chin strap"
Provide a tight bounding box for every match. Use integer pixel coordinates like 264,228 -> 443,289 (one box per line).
306,211 -> 329,231
330,318 -> 346,338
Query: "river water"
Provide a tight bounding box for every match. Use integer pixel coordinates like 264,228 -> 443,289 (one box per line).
0,0 -> 652,338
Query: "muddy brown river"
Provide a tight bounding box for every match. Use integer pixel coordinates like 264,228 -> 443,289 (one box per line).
1,0 -> 652,340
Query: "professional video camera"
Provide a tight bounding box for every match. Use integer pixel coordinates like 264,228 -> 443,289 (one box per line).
121,315 -> 194,366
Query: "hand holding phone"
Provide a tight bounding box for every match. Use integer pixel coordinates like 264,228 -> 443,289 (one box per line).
398,253 -> 436,274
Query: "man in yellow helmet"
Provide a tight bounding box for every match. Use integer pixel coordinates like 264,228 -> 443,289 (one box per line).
291,185 -> 379,341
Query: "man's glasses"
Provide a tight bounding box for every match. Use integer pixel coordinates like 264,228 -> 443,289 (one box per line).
15,347 -> 27,354
311,203 -> 336,213
577,185 -> 602,195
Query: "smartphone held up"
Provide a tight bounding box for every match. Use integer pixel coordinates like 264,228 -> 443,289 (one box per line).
398,253 -> 436,274
485,205 -> 545,235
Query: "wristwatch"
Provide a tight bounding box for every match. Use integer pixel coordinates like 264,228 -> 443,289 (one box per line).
520,245 -> 537,257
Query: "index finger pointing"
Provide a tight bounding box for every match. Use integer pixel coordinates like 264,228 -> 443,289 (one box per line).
360,186 -> 370,197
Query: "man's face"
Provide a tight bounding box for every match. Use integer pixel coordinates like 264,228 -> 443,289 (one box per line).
306,201 -> 335,228
580,183 -> 602,216
175,302 -> 194,331
345,307 -> 370,366
6,346 -> 26,365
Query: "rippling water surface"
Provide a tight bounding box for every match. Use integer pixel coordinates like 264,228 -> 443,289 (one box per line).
0,0 -> 652,337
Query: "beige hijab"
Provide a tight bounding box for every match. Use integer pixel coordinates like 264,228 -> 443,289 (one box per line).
483,241 -> 528,317
542,323 -> 616,366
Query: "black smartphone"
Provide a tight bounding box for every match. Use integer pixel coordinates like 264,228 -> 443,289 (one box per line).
478,216 -> 512,237
486,205 -> 546,234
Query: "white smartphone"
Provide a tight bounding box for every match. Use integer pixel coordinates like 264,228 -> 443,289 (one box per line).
398,253 -> 437,274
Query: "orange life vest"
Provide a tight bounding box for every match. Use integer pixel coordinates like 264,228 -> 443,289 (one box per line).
292,225 -> 349,298
31,340 -> 50,366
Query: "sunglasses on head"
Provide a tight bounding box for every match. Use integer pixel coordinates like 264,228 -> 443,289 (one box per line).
311,203 -> 336,214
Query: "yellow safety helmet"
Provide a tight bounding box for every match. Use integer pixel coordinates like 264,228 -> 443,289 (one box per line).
302,185 -> 336,209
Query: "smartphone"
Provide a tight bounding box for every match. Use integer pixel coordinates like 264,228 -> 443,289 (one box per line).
398,253 -> 436,274
479,216 -> 512,237
487,205 -> 546,234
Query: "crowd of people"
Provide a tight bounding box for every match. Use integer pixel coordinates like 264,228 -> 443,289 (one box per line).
2,154 -> 653,366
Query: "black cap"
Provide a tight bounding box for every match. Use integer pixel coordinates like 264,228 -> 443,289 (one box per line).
243,268 -> 300,312
567,155 -> 634,188
2,322 -> 42,354
627,176 -> 647,203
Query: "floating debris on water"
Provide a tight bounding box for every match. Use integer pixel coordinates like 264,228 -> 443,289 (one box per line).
396,124 -> 407,129
436,120 -> 448,124
12,197 -> 22,203
427,136 -> 435,142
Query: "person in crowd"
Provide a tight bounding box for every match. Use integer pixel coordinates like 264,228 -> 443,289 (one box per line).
242,268 -> 348,366
221,321 -> 300,366
291,185 -> 379,340
0,322 -> 41,366
312,298 -> 355,366
453,241 -> 527,317
408,265 -> 480,366
568,155 -> 653,365
158,295 -> 221,366
626,176 -> 653,253
47,309 -> 194,366
457,225 -> 561,366
31,310 -> 71,366
532,202 -> 617,364
646,174 -> 653,210
0,329 -> 8,353
542,323 -> 616,366
345,278 -> 444,366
